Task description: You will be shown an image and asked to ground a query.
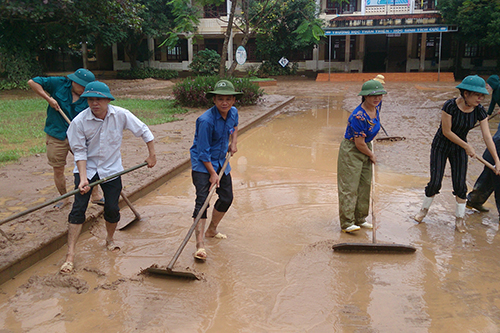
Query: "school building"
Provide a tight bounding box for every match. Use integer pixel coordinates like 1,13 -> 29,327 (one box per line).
96,0 -> 496,76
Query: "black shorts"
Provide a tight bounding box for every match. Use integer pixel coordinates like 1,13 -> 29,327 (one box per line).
68,173 -> 122,224
191,170 -> 233,219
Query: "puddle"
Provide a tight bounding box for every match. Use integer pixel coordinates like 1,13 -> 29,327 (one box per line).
2,87 -> 500,332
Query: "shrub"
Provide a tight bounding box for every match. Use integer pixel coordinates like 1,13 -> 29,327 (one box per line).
258,60 -> 298,77
116,67 -> 179,80
173,76 -> 264,108
189,49 -> 222,76
0,79 -> 28,90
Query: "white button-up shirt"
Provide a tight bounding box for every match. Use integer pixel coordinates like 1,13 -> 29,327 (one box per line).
67,104 -> 154,180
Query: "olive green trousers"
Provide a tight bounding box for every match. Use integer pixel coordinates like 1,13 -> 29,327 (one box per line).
337,139 -> 372,229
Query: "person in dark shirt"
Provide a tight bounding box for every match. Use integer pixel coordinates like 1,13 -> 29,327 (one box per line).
28,69 -> 103,209
466,75 -> 500,219
414,75 -> 500,232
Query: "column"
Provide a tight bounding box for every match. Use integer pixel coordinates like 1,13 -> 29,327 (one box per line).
406,34 -> 413,72
148,37 -> 155,65
419,32 -> 427,72
188,37 -> 193,62
344,35 -> 351,72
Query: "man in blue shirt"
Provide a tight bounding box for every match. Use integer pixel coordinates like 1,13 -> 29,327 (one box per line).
190,80 -> 242,261
28,69 -> 103,209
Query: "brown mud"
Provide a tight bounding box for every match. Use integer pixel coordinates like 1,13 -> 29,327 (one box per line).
1,77 -> 500,332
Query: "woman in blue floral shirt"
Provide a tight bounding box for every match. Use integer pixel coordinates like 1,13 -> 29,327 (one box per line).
337,80 -> 386,233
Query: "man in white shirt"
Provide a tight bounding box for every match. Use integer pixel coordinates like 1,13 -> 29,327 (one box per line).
60,81 -> 156,274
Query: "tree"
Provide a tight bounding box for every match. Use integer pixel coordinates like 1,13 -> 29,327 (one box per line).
250,0 -> 325,74
438,0 -> 500,75
0,0 -> 143,85
219,0 -> 324,77
439,0 -> 500,46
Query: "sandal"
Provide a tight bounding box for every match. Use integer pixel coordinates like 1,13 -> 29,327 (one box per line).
60,261 -> 74,274
194,248 -> 207,261
213,232 -> 227,239
92,198 -> 105,206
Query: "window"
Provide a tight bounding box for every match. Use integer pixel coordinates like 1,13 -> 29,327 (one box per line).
326,0 -> 356,15
464,43 -> 478,58
154,38 -> 188,62
235,39 -> 257,62
324,37 -> 354,61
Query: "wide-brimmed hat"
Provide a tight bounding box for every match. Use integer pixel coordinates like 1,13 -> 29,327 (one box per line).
456,75 -> 489,95
206,80 -> 243,99
358,80 -> 387,96
67,68 -> 95,87
81,81 -> 115,100
373,74 -> 385,84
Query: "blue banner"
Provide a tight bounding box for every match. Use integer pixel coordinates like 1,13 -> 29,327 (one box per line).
366,0 -> 408,5
325,26 -> 450,36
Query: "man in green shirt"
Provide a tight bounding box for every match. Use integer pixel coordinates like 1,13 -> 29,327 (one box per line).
28,69 -> 103,209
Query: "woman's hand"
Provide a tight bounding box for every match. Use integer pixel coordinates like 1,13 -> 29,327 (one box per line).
464,144 -> 476,158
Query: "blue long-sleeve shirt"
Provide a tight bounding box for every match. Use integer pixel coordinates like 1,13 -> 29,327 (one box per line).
190,105 -> 238,175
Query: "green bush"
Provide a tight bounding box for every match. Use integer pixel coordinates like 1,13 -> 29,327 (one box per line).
258,60 -> 298,77
189,49 -> 222,76
116,67 -> 179,80
173,76 -> 263,108
0,78 -> 28,90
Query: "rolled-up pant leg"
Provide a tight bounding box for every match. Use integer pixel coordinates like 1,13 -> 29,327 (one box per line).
355,155 -> 372,225
449,148 -> 468,199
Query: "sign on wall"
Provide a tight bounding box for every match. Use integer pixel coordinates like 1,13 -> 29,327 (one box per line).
236,46 -> 247,65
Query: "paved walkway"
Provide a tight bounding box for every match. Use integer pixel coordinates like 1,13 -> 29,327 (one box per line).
316,72 -> 455,82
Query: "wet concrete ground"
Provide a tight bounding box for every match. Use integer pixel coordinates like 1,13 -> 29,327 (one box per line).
2,79 -> 500,332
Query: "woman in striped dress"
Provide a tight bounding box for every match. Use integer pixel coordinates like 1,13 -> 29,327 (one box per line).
414,75 -> 500,232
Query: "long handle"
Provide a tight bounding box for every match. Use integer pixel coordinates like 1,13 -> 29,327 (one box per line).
371,142 -> 377,244
0,162 -> 148,226
120,192 -> 141,219
472,113 -> 498,129
57,107 -> 72,126
476,155 -> 497,173
380,123 -> 389,137
167,153 -> 232,270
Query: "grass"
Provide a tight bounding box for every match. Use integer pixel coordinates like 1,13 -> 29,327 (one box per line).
0,98 -> 188,164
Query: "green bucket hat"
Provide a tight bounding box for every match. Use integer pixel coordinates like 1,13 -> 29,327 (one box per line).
206,80 -> 243,99
358,80 -> 387,96
67,68 -> 95,87
456,75 -> 489,95
81,81 -> 115,100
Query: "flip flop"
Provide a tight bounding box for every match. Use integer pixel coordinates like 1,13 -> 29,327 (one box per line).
53,201 -> 69,210
92,198 -> 105,206
60,261 -> 74,274
106,240 -> 121,253
194,248 -> 207,261
213,232 -> 227,239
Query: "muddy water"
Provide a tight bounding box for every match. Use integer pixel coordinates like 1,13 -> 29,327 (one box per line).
2,88 -> 500,332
